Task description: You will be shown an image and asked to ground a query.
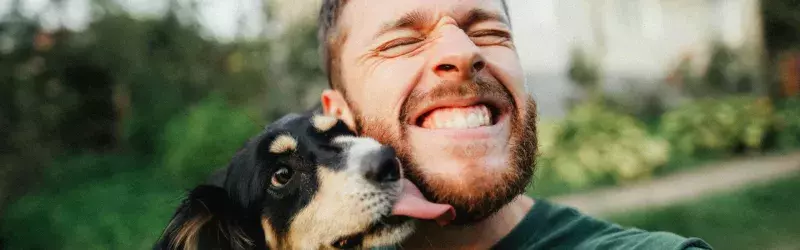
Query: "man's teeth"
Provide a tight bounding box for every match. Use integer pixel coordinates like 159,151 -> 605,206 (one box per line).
421,105 -> 492,129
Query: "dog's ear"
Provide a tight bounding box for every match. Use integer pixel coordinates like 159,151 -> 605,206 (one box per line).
153,185 -> 265,250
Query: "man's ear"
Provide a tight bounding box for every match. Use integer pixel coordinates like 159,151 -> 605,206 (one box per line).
321,89 -> 357,131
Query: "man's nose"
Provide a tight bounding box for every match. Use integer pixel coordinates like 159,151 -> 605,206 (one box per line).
430,28 -> 486,81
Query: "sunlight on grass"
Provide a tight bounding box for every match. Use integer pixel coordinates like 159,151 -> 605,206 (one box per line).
605,173 -> 800,249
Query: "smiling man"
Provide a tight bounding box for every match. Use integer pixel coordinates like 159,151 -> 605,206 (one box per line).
316,0 -> 712,249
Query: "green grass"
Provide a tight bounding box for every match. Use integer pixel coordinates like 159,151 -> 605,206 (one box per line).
0,154 -> 186,250
605,173 -> 800,250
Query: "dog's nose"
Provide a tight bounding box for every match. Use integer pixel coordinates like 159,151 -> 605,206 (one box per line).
363,146 -> 401,183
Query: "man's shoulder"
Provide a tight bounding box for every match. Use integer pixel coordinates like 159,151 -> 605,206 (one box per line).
492,199 -> 713,250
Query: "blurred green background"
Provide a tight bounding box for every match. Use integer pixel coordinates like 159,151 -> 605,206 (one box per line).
1,0 -> 799,249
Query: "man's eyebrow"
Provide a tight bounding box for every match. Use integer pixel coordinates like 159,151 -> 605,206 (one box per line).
373,9 -> 432,39
371,7 -> 509,40
460,8 -> 509,29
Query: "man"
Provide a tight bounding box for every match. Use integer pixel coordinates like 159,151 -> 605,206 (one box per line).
315,0 -> 712,249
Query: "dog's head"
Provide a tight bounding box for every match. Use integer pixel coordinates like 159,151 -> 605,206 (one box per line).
156,113 -> 453,250
228,113 -> 415,249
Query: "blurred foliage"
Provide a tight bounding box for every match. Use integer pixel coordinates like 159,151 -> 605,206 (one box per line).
774,97 -> 800,149
160,94 -> 261,187
760,0 -> 800,101
101,13 -> 270,155
567,48 -> 601,94
669,42 -> 761,99
566,47 -> 670,122
0,0 -> 326,208
602,83 -> 671,125
0,0 -> 327,247
536,101 -> 670,189
0,11 -> 264,205
565,47 -> 608,114
533,95 -> 800,197
659,96 -> 776,158
0,156 -> 181,249
703,43 -> 758,94
761,0 -> 800,57
263,22 -> 328,117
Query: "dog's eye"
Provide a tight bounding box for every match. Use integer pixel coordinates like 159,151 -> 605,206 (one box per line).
271,168 -> 293,187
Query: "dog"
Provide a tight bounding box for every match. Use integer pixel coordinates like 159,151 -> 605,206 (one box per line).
153,107 -> 454,250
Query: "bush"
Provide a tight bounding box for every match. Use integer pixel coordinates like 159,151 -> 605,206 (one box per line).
537,102 -> 671,188
658,96 -> 775,157
159,94 -> 261,187
1,166 -> 181,250
774,97 -> 800,149
39,153 -> 147,188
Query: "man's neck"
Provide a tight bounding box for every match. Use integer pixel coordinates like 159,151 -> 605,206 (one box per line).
400,195 -> 535,249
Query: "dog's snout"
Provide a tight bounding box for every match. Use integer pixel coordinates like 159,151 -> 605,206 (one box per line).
363,146 -> 401,183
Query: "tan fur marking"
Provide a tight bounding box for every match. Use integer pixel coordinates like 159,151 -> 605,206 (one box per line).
312,115 -> 338,132
269,134 -> 297,154
287,167 -> 373,249
261,217 -> 281,249
169,214 -> 212,250
285,166 -> 409,249
280,136 -> 413,248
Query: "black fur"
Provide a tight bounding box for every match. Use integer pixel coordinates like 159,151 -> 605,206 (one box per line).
153,185 -> 266,250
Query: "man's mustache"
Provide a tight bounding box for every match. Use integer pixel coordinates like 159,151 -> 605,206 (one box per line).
400,75 -> 514,123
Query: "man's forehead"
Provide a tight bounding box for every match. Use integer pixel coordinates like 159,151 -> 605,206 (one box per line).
339,0 -> 508,39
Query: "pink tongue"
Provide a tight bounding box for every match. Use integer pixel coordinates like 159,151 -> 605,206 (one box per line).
391,179 -> 456,226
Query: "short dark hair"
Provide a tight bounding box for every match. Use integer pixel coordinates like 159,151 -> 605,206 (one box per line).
317,0 -> 509,93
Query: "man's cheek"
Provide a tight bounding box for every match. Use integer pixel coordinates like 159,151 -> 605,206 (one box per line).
364,56 -> 422,85
370,58 -> 426,119
483,49 -> 526,98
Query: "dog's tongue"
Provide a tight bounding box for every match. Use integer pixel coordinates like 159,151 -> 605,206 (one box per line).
392,179 -> 456,226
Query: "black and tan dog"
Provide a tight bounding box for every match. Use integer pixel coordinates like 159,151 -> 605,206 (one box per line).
153,109 -> 454,250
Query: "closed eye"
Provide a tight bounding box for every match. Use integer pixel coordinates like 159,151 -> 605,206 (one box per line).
376,37 -> 424,57
470,29 -> 510,38
469,29 -> 512,45
378,38 -> 422,51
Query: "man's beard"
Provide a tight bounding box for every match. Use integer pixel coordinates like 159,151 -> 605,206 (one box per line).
348,78 -> 538,225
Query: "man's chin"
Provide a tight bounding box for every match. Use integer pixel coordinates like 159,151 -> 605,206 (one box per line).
398,99 -> 539,226
400,144 -> 528,225
404,163 -> 523,225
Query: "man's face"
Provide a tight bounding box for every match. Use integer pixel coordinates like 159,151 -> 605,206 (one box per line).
324,0 -> 537,225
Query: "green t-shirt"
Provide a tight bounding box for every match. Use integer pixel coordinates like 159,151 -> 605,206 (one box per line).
491,199 -> 713,249
377,199 -> 712,249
